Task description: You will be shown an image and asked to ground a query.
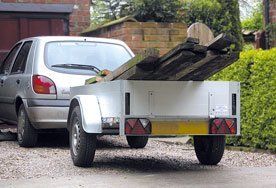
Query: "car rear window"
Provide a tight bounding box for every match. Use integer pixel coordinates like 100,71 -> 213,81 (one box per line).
45,41 -> 132,75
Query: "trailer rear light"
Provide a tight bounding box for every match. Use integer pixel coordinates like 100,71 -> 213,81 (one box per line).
102,117 -> 120,128
210,118 -> 237,134
125,118 -> 151,135
32,75 -> 56,94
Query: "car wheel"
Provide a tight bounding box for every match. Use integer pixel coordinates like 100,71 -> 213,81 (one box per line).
126,136 -> 148,148
69,105 -> 97,167
194,136 -> 225,165
17,104 -> 38,147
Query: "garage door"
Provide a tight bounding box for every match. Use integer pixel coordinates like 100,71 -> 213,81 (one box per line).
0,15 -> 67,62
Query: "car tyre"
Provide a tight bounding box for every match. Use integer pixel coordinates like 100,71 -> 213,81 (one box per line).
17,104 -> 38,147
126,136 -> 148,148
69,105 -> 97,167
194,135 -> 225,165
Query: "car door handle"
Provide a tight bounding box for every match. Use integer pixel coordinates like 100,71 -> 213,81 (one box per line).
0,79 -> 3,86
16,79 -> 20,84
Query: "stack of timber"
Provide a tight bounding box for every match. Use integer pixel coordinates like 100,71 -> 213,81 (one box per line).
85,33 -> 239,85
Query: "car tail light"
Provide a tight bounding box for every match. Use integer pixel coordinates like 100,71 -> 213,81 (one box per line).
32,75 -> 56,94
125,118 -> 151,135
209,118 -> 237,134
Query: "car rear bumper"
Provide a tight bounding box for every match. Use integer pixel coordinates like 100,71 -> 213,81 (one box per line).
23,99 -> 69,129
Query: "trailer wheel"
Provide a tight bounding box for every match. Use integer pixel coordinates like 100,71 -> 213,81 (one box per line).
194,136 -> 225,165
17,104 -> 38,147
69,105 -> 97,167
126,136 -> 148,148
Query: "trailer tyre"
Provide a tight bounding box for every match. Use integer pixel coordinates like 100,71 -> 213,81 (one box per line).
126,136 -> 148,148
194,136 -> 225,165
69,105 -> 97,167
17,104 -> 38,147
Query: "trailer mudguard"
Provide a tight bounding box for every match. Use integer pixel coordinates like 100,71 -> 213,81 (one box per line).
70,95 -> 102,133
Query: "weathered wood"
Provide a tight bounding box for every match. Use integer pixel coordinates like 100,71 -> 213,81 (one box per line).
180,52 -> 239,81
113,42 -> 208,81
157,37 -> 199,65
158,51 -> 196,74
101,48 -> 159,82
187,22 -> 214,45
85,28 -> 238,84
168,51 -> 218,80
85,76 -> 103,85
193,44 -> 208,53
156,51 -> 206,80
116,66 -> 151,80
143,51 -> 194,80
206,33 -> 235,51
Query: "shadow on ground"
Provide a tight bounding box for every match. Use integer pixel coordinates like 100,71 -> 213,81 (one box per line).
1,122 -> 209,172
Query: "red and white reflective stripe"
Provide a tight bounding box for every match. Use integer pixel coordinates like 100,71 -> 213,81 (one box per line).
125,118 -> 151,135
210,118 -> 237,134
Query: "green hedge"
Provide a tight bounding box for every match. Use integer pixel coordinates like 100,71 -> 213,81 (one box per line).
211,48 -> 276,151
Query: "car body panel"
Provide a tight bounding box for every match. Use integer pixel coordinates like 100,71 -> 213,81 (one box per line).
0,36 -> 134,129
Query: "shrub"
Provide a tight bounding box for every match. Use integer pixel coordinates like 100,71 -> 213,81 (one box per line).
211,48 -> 276,151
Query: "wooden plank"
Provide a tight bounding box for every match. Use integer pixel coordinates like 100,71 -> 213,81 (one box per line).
85,76 -> 103,85
143,51 -> 195,80
168,51 -> 218,81
156,52 -> 206,80
85,69 -> 111,84
101,48 -> 159,82
180,52 -> 239,81
116,44 -> 207,81
116,66 -> 151,80
197,52 -> 239,80
157,37 -> 199,65
206,33 -> 235,51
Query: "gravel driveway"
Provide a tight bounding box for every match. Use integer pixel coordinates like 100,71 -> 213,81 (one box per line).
0,134 -> 275,180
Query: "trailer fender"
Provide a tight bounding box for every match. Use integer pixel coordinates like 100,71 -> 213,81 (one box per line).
69,95 -> 102,133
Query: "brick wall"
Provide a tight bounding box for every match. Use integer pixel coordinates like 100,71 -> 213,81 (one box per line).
83,22 -> 187,56
0,0 -> 90,35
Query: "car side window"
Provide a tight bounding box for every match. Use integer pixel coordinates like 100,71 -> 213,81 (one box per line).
11,41 -> 33,74
0,43 -> 21,75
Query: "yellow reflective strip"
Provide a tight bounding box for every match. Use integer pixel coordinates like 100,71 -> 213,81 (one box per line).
151,121 -> 209,135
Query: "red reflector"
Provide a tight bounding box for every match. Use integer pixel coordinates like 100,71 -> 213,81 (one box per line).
32,75 -> 56,94
210,118 -> 237,134
125,118 -> 151,135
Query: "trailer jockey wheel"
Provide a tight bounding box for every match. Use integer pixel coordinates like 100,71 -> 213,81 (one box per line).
69,105 -> 97,167
193,136 -> 225,165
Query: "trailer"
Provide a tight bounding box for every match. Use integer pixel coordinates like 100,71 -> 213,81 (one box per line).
68,80 -> 240,167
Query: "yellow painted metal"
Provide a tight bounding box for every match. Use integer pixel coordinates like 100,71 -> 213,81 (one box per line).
151,121 -> 209,135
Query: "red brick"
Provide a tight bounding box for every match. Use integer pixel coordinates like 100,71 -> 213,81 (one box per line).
131,41 -> 148,48
171,23 -> 187,29
147,42 -> 167,48
144,35 -> 170,42
142,22 -> 158,28
130,28 -> 143,35
156,22 -> 172,28
123,22 -> 142,28
1,0 -> 17,2
83,21 -> 188,53
159,48 -> 171,56
131,35 -> 143,41
170,36 -> 186,42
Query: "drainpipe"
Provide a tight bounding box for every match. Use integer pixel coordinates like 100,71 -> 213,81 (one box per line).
264,0 -> 270,49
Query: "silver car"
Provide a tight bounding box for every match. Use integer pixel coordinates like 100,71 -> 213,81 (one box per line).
0,36 -> 134,147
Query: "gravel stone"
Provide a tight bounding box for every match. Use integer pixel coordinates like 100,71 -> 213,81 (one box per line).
0,135 -> 275,180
